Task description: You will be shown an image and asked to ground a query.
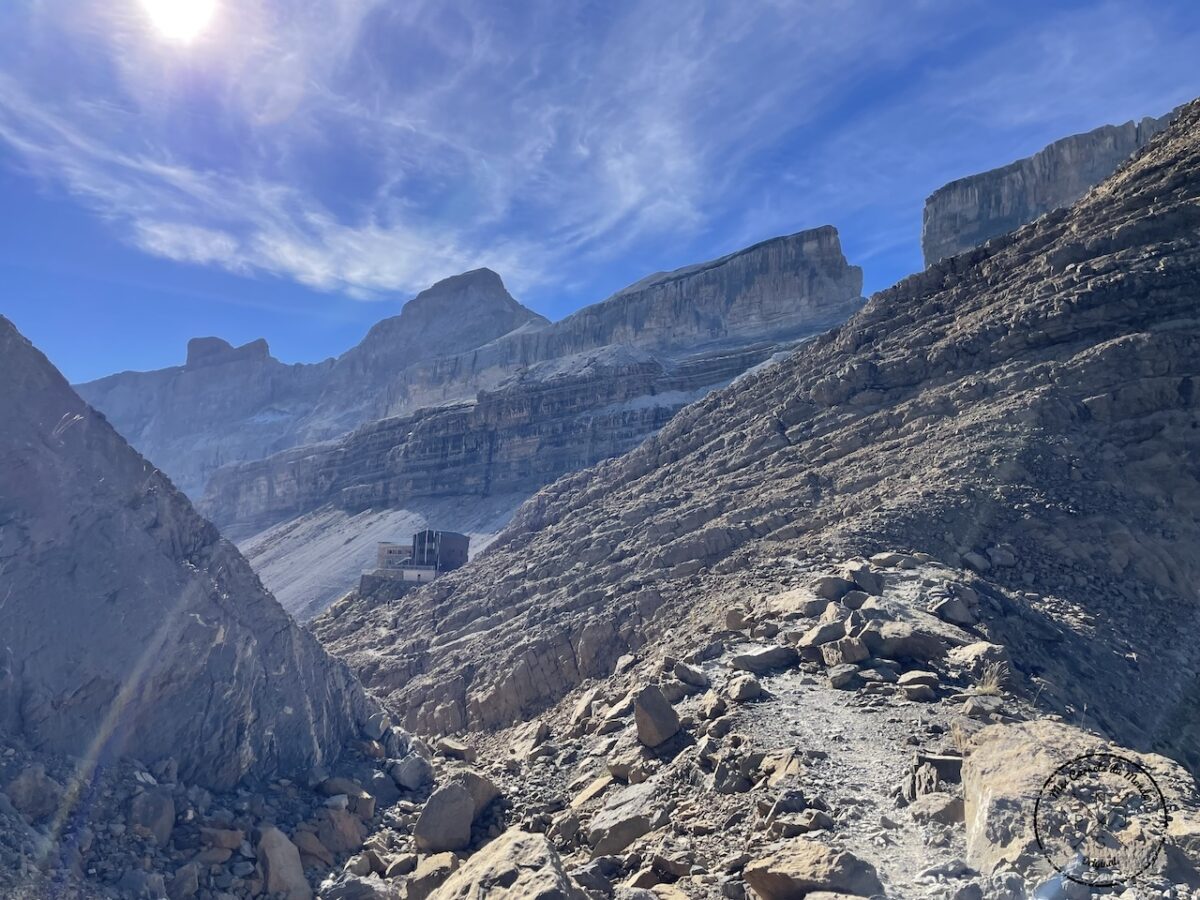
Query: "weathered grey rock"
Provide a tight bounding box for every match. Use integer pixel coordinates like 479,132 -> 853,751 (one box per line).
827,665 -> 861,690
922,109 -> 1176,264
811,576 -> 856,601
3,764 -> 63,823
673,661 -> 709,688
129,789 -> 175,846
932,596 -> 976,627
77,270 -> 546,501
587,780 -> 661,856
730,645 -> 798,674
453,769 -> 501,818
390,754 -> 435,792
429,829 -> 584,899
0,317 -> 376,790
726,674 -> 762,702
414,783 -> 475,853
167,863 -> 200,900
323,102 -> 1200,776
744,840 -> 883,898
317,807 -> 368,856
257,826 -> 313,900
860,622 -> 948,663
820,637 -> 868,667
406,852 -> 459,900
633,685 -> 680,748
963,720 -> 1200,886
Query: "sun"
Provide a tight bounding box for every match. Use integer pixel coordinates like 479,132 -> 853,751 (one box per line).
139,0 -> 218,43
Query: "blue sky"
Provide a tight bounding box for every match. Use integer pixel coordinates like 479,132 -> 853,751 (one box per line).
0,0 -> 1196,383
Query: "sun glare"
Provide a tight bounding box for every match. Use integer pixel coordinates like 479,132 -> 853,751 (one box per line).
139,0 -> 218,43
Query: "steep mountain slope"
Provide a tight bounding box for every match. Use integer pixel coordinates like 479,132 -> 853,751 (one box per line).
320,96 -> 1200,782
922,108 -> 1177,264
0,316 -> 375,791
76,269 -> 547,498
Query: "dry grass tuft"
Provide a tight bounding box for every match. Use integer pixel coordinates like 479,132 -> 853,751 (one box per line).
975,661 -> 1009,696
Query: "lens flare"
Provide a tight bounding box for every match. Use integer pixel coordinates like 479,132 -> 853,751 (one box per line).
139,0 -> 218,43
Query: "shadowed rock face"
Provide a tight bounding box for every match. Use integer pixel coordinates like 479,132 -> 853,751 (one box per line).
922,109 -> 1177,265
320,100 -> 1200,773
76,268 -> 547,499
0,316 -> 375,790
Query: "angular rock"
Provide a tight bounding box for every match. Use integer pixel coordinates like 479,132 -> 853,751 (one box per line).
730,645 -> 798,674
811,577 -> 856,601
295,830 -> 335,867
317,807 -> 368,856
588,780 -> 660,856
129,789 -> 175,846
673,661 -> 709,688
428,829 -> 584,899
453,769 -> 501,818
827,665 -> 861,690
414,783 -> 475,853
744,840 -> 883,898
633,685 -> 680,748
4,764 -> 63,823
390,754 -> 435,792
820,637 -> 869,667
932,596 -> 976,627
860,621 -> 948,663
406,852 -> 459,900
258,826 -> 313,900
727,674 -> 763,702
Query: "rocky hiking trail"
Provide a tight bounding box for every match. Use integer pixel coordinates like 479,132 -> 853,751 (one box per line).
421,552 -> 1198,900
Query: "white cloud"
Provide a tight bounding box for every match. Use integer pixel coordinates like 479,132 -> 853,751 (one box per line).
0,0 -> 1194,304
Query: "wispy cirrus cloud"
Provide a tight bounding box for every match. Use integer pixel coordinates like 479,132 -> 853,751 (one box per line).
0,0 -> 1196,306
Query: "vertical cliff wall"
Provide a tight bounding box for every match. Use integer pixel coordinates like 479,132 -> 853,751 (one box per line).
921,110 -> 1177,265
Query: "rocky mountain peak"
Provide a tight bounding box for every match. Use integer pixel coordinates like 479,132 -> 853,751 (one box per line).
185,336 -> 272,368
351,268 -> 547,366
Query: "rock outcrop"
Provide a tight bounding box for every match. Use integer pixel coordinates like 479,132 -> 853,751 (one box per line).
319,96 -> 1200,783
79,230 -> 863,512
921,109 -> 1177,264
0,315 -> 374,790
200,343 -> 776,535
76,269 -> 547,498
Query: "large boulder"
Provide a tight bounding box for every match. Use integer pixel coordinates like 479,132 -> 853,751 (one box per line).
429,829 -> 584,898
743,839 -> 884,897
129,789 -> 175,846
257,826 -> 313,900
414,783 -> 476,852
962,720 -> 1200,886
587,780 -> 662,856
4,764 -> 63,823
730,645 -> 799,674
633,685 -> 680,748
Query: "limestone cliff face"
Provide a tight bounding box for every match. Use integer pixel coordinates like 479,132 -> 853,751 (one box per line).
921,110 -> 1177,265
76,269 -> 547,498
0,316 -> 375,790
366,226 -> 864,418
200,342 -> 778,535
